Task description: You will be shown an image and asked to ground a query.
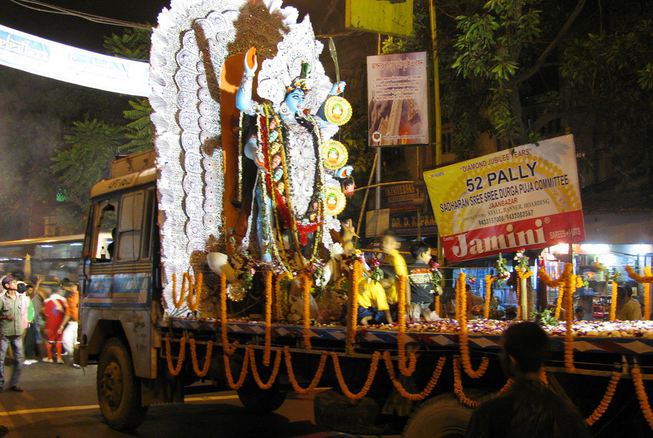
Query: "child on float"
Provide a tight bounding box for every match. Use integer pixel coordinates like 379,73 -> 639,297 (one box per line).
380,229 -> 408,321
408,242 -> 441,322
357,265 -> 393,326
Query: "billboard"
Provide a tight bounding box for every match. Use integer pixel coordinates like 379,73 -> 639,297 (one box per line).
423,135 -> 585,262
0,24 -> 149,96
367,51 -> 429,147
345,0 -> 414,37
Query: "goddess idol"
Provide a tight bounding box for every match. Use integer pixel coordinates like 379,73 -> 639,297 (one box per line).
235,40 -> 352,273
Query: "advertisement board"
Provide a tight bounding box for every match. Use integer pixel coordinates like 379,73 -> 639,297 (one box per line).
0,24 -> 149,96
423,135 -> 585,262
345,0 -> 414,37
367,51 -> 429,147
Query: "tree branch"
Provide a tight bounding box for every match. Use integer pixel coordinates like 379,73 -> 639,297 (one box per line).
516,0 -> 587,84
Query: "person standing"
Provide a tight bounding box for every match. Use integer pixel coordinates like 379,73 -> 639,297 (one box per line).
407,242 -> 440,322
616,286 -> 642,321
43,289 -> 67,364
0,275 -> 25,391
465,322 -> 590,438
58,280 -> 79,363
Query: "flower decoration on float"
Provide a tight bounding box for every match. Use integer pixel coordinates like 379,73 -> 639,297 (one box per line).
323,95 -> 352,126
324,185 -> 347,216
514,249 -> 530,271
429,259 -> 444,295
367,255 -> 385,283
495,252 -> 510,284
321,140 -> 349,170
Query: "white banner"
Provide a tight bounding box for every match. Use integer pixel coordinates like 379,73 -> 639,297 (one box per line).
0,24 -> 149,96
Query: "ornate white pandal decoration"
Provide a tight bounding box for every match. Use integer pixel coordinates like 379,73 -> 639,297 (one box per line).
150,0 -> 300,316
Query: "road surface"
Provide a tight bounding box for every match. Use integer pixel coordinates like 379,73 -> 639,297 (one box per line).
0,361 -> 346,438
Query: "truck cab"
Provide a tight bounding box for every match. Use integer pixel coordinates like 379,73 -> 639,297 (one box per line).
78,150 -> 162,429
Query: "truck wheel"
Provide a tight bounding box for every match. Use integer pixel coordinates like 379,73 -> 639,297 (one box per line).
237,381 -> 286,414
314,390 -> 400,435
97,338 -> 148,430
403,393 -> 472,438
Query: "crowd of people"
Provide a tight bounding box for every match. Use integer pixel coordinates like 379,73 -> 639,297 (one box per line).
0,273 -> 80,393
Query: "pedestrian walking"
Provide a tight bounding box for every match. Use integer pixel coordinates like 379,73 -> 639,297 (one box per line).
0,275 -> 25,391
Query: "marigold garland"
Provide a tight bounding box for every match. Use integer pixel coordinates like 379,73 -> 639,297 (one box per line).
172,273 -> 190,309
554,283 -> 566,320
632,363 -> 653,430
331,351 -> 381,400
347,259 -> 362,355
219,274 -> 237,356
625,265 -> 653,283
564,268 -> 577,372
538,265 -> 571,319
435,295 -> 441,316
609,280 -> 618,321
165,336 -> 186,377
382,351 -> 446,400
453,356 -> 480,409
283,346 -> 328,394
457,272 -> 489,379
189,338 -> 213,378
515,267 -> 532,320
223,347 -> 250,390
264,270 -> 273,366
397,275 -> 417,377
585,370 -> 621,426
248,346 -> 283,390
483,275 -> 494,319
187,272 -> 203,312
274,272 -> 291,321
302,274 -> 313,351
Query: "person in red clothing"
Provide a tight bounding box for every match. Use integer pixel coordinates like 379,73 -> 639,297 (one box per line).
43,289 -> 67,363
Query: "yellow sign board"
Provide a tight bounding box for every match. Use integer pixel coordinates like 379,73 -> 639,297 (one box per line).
345,0 -> 415,37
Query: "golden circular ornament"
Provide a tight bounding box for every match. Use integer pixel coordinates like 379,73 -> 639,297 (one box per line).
324,186 -> 347,216
321,140 -> 349,170
324,96 -> 352,126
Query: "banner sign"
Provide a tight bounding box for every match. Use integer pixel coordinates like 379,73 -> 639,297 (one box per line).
346,0 -> 414,37
367,51 -> 429,147
424,135 -> 585,262
0,24 -> 149,96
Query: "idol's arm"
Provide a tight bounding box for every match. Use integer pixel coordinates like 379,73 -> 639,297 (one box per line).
316,81 -> 346,120
236,52 -> 259,114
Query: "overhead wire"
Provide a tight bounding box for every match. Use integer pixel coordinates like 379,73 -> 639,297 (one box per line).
9,0 -> 151,30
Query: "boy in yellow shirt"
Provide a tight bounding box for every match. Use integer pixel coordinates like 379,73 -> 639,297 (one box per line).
357,278 -> 393,325
380,229 -> 408,319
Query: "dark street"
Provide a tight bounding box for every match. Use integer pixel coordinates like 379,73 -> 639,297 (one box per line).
0,363 -> 337,438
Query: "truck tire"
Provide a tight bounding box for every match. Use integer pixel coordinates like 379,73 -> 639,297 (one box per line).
403,393 -> 472,438
237,381 -> 286,414
97,338 -> 148,430
314,390 -> 400,435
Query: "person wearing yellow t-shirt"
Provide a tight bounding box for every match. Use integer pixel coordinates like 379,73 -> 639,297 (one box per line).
380,229 -> 409,320
357,277 -> 393,325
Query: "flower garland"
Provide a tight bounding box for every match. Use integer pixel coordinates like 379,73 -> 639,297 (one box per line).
625,266 -> 652,320
609,280 -> 618,321
165,336 -> 186,377
331,351 -> 381,400
283,346 -> 328,394
564,268 -> 577,372
187,272 -> 203,312
248,346 -> 283,390
453,356 -> 480,409
483,275 -> 494,319
302,274 -> 313,351
347,259 -> 362,355
397,275 -> 417,377
264,270 -> 273,366
382,351 -> 446,400
435,295 -> 441,316
222,347 -> 250,390
274,272 -> 291,321
538,264 -> 571,319
585,370 -> 621,426
457,272 -> 490,379
171,273 -> 190,309
219,274 -> 237,356
189,338 -> 213,378
632,363 -> 653,430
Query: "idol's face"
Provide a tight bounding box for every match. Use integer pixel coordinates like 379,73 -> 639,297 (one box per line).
284,88 -> 305,115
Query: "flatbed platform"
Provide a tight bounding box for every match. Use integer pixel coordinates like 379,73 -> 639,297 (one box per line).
160,318 -> 653,356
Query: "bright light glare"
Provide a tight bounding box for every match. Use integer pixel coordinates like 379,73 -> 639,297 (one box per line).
580,244 -> 610,254
597,253 -> 618,267
549,243 -> 569,254
632,244 -> 653,256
